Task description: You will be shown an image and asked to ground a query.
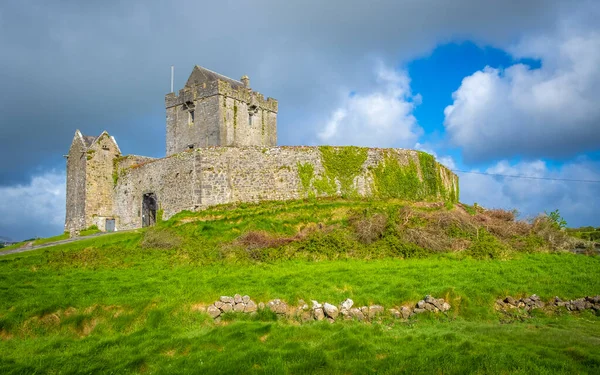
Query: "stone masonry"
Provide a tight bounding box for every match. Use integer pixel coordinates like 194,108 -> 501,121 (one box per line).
65,65 -> 459,233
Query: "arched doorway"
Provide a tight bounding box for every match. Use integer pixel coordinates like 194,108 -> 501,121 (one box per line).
142,193 -> 157,227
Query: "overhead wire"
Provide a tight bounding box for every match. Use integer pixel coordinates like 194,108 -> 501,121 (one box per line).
450,170 -> 600,183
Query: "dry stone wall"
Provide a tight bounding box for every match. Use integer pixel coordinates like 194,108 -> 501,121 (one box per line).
203,294 -> 452,323
113,146 -> 459,230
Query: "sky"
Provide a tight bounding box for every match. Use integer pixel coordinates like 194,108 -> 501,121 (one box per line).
1,0 -> 599,240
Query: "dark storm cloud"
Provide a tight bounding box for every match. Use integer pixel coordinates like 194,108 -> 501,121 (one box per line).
0,0 -> 566,184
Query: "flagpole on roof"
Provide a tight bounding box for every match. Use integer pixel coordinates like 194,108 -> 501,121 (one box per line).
171,66 -> 174,93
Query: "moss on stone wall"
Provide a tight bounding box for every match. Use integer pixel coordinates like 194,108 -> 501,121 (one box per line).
297,162 -> 315,198
318,146 -> 368,197
371,152 -> 422,200
371,151 -> 457,202
233,104 -> 238,131
112,156 -> 127,187
418,152 -> 441,199
86,149 -> 95,161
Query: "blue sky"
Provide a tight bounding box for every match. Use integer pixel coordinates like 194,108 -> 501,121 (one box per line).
0,0 -> 599,240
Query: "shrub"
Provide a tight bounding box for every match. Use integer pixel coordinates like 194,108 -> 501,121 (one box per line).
545,209 -> 567,230
485,209 -> 517,222
349,213 -> 388,244
237,231 -> 294,250
140,228 -> 182,249
466,229 -> 507,259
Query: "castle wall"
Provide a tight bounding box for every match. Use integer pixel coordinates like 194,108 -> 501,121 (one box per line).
113,146 -> 459,230
113,152 -> 198,230
84,134 -> 121,231
65,136 -> 87,233
218,81 -> 277,147
166,94 -> 221,154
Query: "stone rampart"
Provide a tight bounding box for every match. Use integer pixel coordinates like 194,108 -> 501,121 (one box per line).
113,146 -> 458,231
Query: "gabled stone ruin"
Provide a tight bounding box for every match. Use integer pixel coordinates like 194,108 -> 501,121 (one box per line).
65,65 -> 459,235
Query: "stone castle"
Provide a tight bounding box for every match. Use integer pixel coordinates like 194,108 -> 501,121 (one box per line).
65,65 -> 459,234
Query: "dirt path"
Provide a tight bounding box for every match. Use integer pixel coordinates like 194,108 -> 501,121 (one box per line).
0,231 -> 131,257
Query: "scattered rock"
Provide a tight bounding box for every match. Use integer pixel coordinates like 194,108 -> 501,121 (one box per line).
413,308 -> 427,314
220,296 -> 234,304
207,305 -> 221,318
242,295 -> 251,304
360,306 -> 369,316
349,308 -> 365,321
369,305 -> 384,318
245,300 -> 257,313
258,302 -> 265,310
221,303 -> 233,313
234,294 -> 243,304
267,299 -> 288,314
400,306 -> 411,319
441,302 -> 451,312
341,299 -> 354,311
323,303 -> 339,319
388,308 -> 401,318
234,303 -> 245,312
214,301 -> 224,309
314,308 -> 325,321
311,300 -> 322,309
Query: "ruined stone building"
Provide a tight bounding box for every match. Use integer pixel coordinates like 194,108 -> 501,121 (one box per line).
65,65 -> 459,234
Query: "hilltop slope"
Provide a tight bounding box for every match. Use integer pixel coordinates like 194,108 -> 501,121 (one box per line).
0,199 -> 599,374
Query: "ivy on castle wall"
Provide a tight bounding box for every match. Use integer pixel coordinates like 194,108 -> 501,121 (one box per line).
294,147 -> 368,198
371,152 -> 422,200
297,162 -> 315,197
295,147 -> 459,203
371,151 -> 458,203
318,146 -> 368,197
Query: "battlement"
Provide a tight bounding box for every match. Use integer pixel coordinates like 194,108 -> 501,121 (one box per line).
165,65 -> 278,155
165,77 -> 278,113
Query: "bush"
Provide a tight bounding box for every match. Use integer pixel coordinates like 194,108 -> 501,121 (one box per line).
349,212 -> 388,244
467,229 -> 507,259
140,228 -> 182,249
545,209 -> 567,230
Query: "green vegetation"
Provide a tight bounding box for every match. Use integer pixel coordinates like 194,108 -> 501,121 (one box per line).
0,199 -> 598,373
567,226 -> 600,242
546,209 -> 568,230
86,149 -> 95,160
112,156 -> 126,187
297,162 -> 315,198
233,104 -> 238,130
371,152 -> 422,200
80,225 -> 100,237
32,232 -> 70,246
315,146 -> 368,197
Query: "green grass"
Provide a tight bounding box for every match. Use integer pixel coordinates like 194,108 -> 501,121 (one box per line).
0,198 -> 599,374
32,232 -> 70,246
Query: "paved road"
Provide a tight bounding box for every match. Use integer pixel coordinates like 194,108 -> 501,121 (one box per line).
0,231 -> 129,257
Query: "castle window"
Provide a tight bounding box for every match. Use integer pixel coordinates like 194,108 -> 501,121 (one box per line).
249,113 -> 253,126
189,110 -> 195,125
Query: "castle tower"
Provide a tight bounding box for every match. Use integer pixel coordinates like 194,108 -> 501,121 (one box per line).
64,130 -> 121,234
164,65 -> 278,155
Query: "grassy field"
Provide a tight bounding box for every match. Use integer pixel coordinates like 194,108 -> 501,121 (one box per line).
0,199 -> 599,374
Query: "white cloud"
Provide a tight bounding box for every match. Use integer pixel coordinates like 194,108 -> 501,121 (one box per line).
444,17 -> 600,163
317,63 -> 422,147
0,171 -> 65,240
456,158 -> 600,227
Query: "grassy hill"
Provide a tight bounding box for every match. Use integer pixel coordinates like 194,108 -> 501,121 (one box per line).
0,198 -> 599,374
